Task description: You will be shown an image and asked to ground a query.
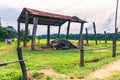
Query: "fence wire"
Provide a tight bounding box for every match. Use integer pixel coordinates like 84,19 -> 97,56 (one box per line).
82,44 -> 120,51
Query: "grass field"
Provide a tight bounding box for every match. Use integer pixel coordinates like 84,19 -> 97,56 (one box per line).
0,40 -> 120,80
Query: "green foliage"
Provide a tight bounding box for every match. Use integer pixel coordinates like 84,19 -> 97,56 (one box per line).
6,26 -> 17,38
0,27 -> 9,39
39,32 -> 120,40
20,29 -> 31,41
0,26 -> 17,40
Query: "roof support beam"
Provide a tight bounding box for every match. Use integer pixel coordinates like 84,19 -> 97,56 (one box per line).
78,22 -> 84,47
47,25 -> 50,46
66,21 -> 71,40
23,11 -> 29,47
31,16 -> 38,50
17,21 -> 21,48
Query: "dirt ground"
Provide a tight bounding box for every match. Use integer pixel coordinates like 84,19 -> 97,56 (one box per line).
28,59 -> 120,80
88,59 -> 120,79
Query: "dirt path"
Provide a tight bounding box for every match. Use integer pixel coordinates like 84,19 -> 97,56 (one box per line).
0,49 -> 11,54
88,59 -> 120,79
40,69 -> 83,80
40,69 -> 66,78
28,68 -> 83,80
28,59 -> 120,80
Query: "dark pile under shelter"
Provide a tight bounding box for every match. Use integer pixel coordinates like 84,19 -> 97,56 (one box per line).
17,8 -> 86,50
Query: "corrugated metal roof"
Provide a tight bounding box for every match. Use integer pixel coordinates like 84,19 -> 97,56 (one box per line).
26,8 -> 74,20
17,8 -> 86,26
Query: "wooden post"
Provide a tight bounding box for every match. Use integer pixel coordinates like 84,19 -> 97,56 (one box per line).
78,22 -> 84,66
80,38 -> 84,67
47,25 -> 50,46
23,11 -> 29,47
85,28 -> 89,44
66,21 -> 71,40
17,47 -> 27,80
112,37 -> 116,57
31,16 -> 38,50
93,22 -> 98,45
116,28 -> 118,40
38,38 -> 40,45
104,31 -> 107,44
38,39 -> 40,44
114,0 -> 119,31
57,25 -> 61,39
113,0 -> 119,57
17,21 -> 20,48
78,22 -> 84,47
112,28 -> 118,57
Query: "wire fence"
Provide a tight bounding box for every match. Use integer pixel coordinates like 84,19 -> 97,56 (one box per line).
82,44 -> 120,51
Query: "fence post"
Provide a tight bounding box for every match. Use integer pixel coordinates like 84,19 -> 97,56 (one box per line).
93,22 -> 98,45
116,28 -> 118,40
85,28 -> 89,44
17,47 -> 27,80
112,37 -> 116,57
80,38 -> 84,67
104,31 -> 107,44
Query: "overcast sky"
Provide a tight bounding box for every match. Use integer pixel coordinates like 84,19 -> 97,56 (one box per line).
0,0 -> 119,35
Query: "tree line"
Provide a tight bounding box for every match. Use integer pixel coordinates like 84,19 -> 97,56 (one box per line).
0,26 -> 17,41
0,25 -> 120,41
0,26 -> 30,41
39,33 -> 120,40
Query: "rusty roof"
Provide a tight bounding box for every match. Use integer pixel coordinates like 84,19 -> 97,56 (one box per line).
26,8 -> 74,20
18,8 -> 86,26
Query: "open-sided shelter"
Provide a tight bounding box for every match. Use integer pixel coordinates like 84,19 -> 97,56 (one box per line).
17,8 -> 86,50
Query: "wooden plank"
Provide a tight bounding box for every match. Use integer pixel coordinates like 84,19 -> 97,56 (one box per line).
47,25 -> 50,46
17,22 -> 20,48
57,25 -> 61,39
31,16 -> 38,50
23,11 -> 29,47
93,22 -> 98,45
66,21 -> 71,40
17,48 -> 27,80
85,28 -> 89,44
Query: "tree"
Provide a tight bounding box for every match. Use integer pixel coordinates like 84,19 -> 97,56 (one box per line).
6,26 -> 17,38
0,27 -> 9,39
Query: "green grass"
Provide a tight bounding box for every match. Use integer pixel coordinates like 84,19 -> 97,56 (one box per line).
0,41 -> 17,50
0,40 -> 120,79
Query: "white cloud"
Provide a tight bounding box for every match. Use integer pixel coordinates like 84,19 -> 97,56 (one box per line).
0,0 -> 119,34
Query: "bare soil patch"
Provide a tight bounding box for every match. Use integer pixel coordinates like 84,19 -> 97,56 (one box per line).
26,44 -> 55,50
94,50 -> 107,52
0,49 -> 11,54
28,68 -> 83,80
88,59 -> 120,79
40,68 -> 66,78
